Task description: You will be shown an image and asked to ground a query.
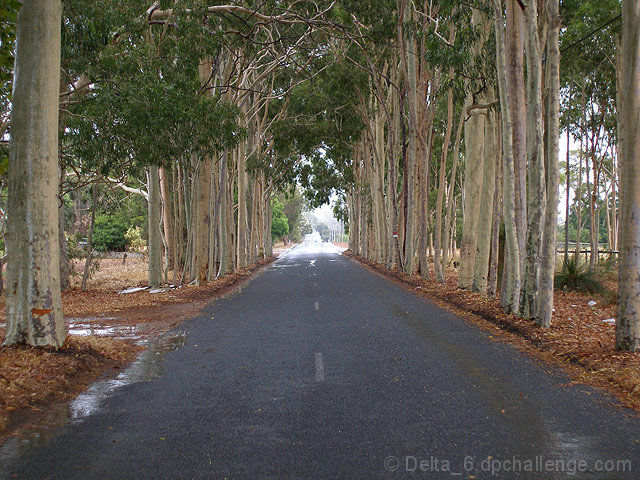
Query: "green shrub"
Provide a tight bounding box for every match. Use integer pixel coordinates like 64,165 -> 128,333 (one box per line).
92,214 -> 128,252
125,226 -> 146,252
271,198 -> 289,240
555,257 -> 604,294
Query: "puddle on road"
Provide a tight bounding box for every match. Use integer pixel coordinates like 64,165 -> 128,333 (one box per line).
70,330 -> 188,421
0,330 -> 188,466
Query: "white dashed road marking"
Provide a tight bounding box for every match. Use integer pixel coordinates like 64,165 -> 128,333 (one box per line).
315,353 -> 325,382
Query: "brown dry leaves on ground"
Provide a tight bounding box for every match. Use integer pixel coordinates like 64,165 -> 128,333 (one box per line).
344,251 -> 640,415
0,336 -> 141,433
0,257 -> 274,440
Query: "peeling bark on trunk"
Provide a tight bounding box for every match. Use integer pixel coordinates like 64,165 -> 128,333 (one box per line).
5,0 -> 64,347
519,0 -> 546,319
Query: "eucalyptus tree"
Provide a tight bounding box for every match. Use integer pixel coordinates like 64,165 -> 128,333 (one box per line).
616,0 -> 640,351
4,0 -> 64,347
64,2 -> 242,286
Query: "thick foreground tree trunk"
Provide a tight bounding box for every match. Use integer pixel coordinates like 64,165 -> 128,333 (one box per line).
4,0 -> 64,347
616,0 -> 640,351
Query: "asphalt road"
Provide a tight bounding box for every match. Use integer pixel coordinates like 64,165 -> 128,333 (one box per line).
3,243 -> 640,479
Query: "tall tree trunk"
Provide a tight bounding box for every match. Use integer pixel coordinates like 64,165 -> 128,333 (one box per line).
536,0 -> 560,328
81,184 -> 98,291
506,0 -> 527,271
4,0 -> 64,347
493,0 -> 521,313
563,83 -> 572,271
472,101 -> 497,293
400,0 -> 418,275
148,166 -> 163,288
488,114 -> 503,297
237,140 -> 249,269
434,85 -> 454,282
575,82 -> 586,261
616,0 -> 640,351
519,0 -> 546,319
159,166 -> 175,271
218,151 -> 233,276
192,154 -> 211,285
459,98 -> 485,289
442,109 -> 464,276
418,124 -> 433,279
589,151 -> 599,269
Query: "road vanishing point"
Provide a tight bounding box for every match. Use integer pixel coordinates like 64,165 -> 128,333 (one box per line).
2,244 -> 640,479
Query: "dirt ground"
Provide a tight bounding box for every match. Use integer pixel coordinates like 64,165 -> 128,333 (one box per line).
0,256 -> 275,441
344,251 -> 640,416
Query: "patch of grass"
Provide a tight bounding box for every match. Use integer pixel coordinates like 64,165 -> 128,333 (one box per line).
555,257 -> 604,294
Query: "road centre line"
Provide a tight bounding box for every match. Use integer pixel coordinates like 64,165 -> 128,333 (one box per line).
315,352 -> 325,382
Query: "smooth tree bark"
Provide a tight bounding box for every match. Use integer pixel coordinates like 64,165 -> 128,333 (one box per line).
5,0 -> 64,347
488,116 -> 503,297
148,165 -> 163,288
159,166 -> 176,271
459,97 -> 485,289
399,0 -> 418,275
575,81 -> 586,261
441,108 -> 464,276
492,0 -> 521,313
563,81 -> 572,271
616,0 -> 640,351
434,82 -> 455,283
505,0 -> 527,270
536,0 -> 560,328
472,101 -> 497,293
192,153 -> 211,284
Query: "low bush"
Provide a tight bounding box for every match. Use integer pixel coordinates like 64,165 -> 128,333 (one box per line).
555,257 -> 604,294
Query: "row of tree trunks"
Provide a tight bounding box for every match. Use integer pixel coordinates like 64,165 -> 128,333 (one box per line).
349,0 -> 562,331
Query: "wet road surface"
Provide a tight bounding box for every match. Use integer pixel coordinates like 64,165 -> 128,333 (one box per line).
2,244 -> 640,479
